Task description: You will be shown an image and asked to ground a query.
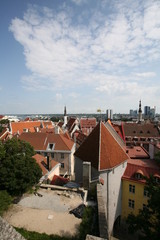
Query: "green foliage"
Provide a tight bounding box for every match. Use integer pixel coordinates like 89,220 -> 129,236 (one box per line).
78,206 -> 99,240
0,190 -> 12,216
16,228 -> 76,240
0,119 -> 9,125
155,151 -> 160,165
0,138 -> 42,196
127,176 -> 160,240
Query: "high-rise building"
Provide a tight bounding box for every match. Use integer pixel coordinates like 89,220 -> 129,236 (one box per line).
150,106 -> 156,118
106,109 -> 113,120
144,106 -> 150,116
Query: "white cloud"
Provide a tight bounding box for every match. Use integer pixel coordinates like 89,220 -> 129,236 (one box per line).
135,72 -> 156,78
55,93 -> 62,101
9,1 -> 160,112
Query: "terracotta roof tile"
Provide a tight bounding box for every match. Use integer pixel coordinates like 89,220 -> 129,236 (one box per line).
122,159 -> 160,183
124,146 -> 150,159
19,132 -> 74,151
75,122 -> 128,170
11,121 -> 53,135
123,123 -> 160,137
80,118 -> 97,129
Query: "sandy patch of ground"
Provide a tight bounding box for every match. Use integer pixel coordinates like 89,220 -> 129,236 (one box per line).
4,188 -> 83,237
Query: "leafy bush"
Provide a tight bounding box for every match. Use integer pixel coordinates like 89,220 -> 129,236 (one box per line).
0,190 -> 12,216
0,139 -> 42,195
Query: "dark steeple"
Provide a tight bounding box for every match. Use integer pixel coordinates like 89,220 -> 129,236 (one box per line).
64,106 -> 67,116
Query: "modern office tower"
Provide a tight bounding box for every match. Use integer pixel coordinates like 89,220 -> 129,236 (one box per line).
130,109 -> 137,117
150,106 -> 156,118
144,106 -> 150,116
106,109 -> 113,120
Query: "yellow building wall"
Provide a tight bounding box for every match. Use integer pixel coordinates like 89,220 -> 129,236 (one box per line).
122,179 -> 149,219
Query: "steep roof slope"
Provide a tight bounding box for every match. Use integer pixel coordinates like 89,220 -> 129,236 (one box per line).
19,132 -> 74,151
123,123 -> 160,137
122,159 -> 160,183
75,122 -> 128,171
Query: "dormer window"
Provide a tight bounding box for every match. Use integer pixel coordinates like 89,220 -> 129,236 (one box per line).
135,170 -> 144,180
154,174 -> 160,184
48,143 -> 55,150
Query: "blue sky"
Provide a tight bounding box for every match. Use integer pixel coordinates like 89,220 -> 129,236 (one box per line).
0,0 -> 160,114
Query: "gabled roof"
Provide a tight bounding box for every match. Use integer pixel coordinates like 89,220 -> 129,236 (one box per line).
75,122 -> 128,171
32,154 -> 58,175
10,121 -> 53,135
66,117 -> 76,131
80,118 -> 97,129
19,132 -> 74,151
124,146 -> 150,159
122,159 -> 160,183
123,123 -> 160,137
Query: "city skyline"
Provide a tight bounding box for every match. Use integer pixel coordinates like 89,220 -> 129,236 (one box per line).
0,0 -> 160,114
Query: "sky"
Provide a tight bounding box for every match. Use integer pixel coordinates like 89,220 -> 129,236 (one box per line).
0,0 -> 160,114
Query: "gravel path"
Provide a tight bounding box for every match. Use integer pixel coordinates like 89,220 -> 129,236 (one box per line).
18,189 -> 83,212
4,188 -> 83,237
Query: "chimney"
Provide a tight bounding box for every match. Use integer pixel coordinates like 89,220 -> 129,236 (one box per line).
47,155 -> 52,171
83,162 -> 91,190
55,125 -> 60,134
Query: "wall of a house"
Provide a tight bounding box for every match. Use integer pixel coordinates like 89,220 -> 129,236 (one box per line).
100,161 -> 127,237
121,179 -> 148,219
47,165 -> 60,181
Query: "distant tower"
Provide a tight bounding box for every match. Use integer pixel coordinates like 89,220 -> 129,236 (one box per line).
64,106 -> 67,127
106,109 -> 113,120
138,100 -> 142,122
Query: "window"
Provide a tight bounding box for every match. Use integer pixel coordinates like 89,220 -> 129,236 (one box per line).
129,184 -> 135,194
128,199 -> 135,209
144,189 -> 149,197
49,144 -> 53,150
44,152 -> 47,157
61,163 -> 64,168
143,204 -> 147,210
61,153 -> 64,159
135,173 -> 142,180
154,176 -> 160,184
51,153 -> 54,159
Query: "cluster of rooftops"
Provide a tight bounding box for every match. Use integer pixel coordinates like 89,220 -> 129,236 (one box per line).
0,114 -> 160,184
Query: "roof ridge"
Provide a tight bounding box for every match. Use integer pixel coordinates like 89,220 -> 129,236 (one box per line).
105,122 -> 126,154
98,122 -> 101,171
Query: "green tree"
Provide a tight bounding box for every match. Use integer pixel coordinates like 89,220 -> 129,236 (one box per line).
127,176 -> 160,240
0,138 -> 42,196
0,190 -> 12,216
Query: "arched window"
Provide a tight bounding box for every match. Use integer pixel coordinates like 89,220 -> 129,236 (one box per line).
135,169 -> 144,180
154,174 -> 160,184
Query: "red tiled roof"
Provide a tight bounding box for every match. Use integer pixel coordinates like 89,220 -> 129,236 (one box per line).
122,159 -> 160,183
123,123 -> 160,138
66,117 -> 76,131
80,118 -> 97,129
124,146 -> 150,159
19,132 -> 74,151
75,122 -> 128,170
32,154 -> 58,175
10,121 -> 53,135
32,154 -> 48,175
50,175 -> 69,186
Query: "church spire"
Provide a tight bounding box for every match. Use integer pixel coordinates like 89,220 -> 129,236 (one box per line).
64,106 -> 67,116
138,100 -> 142,123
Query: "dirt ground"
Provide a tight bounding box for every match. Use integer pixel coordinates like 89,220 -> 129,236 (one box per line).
3,188 -> 83,237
